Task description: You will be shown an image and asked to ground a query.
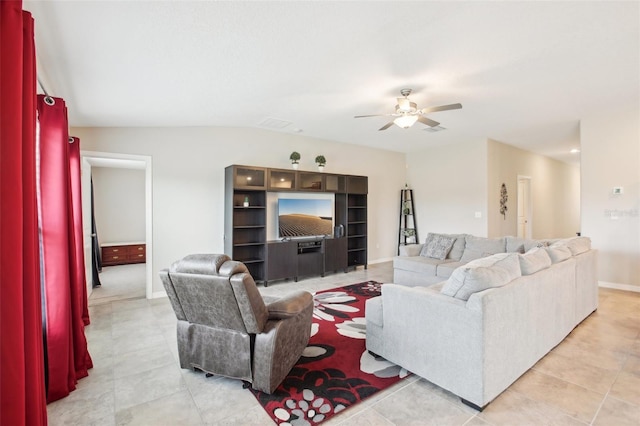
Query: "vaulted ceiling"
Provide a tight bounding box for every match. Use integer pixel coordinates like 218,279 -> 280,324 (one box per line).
24,1 -> 639,165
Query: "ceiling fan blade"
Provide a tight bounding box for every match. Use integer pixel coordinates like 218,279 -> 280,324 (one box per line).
354,114 -> 393,118
379,122 -> 394,131
417,116 -> 440,127
420,103 -> 462,114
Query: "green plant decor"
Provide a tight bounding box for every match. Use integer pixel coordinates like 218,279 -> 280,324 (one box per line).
315,155 -> 326,166
289,151 -> 301,163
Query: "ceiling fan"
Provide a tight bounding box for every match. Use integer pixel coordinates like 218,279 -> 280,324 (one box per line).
355,89 -> 462,131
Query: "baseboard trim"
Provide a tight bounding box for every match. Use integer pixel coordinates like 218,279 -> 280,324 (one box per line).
369,257 -> 393,265
598,281 -> 640,293
152,290 -> 167,299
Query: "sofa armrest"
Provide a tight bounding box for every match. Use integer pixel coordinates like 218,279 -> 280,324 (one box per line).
399,243 -> 424,257
266,290 -> 313,320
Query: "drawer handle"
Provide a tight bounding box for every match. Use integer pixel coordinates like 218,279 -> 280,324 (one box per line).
138,254 -> 144,257
112,249 -> 119,252
137,247 -> 144,251
112,256 -> 119,259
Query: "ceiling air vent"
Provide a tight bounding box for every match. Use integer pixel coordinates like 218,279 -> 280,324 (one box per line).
258,117 -> 292,130
423,126 -> 446,133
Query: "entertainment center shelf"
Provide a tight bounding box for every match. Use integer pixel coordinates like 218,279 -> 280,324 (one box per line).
224,165 -> 367,285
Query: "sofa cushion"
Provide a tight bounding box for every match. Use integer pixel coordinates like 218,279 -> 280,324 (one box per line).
505,236 -> 529,253
445,234 -> 467,261
441,253 -> 521,301
394,255 -> 450,276
561,236 -> 591,255
436,261 -> 465,279
399,243 -> 424,257
459,235 -> 506,263
420,233 -> 456,260
545,243 -> 572,263
518,247 -> 552,275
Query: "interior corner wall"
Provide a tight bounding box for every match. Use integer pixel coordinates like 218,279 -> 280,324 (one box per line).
71,126 -> 406,294
580,106 -> 640,287
92,167 -> 146,243
486,139 -> 581,239
405,139 -> 488,239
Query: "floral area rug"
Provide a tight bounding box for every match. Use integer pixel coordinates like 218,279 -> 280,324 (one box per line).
250,281 -> 409,425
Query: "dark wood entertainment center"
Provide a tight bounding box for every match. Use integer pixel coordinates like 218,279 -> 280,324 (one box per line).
224,165 -> 368,285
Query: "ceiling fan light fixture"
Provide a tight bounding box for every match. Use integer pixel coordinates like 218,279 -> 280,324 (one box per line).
396,100 -> 417,113
394,114 -> 419,129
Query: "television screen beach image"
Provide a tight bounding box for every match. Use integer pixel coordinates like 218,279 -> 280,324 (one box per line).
278,198 -> 333,237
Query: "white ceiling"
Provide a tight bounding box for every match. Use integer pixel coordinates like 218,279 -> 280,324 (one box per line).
24,1 -> 639,165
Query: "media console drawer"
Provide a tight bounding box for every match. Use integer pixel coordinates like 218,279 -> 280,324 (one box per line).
102,243 -> 146,266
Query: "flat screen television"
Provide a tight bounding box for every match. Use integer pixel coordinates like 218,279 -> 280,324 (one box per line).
278,198 -> 333,238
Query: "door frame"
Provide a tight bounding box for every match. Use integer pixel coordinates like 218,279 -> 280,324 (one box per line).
517,175 -> 532,239
81,151 -> 153,299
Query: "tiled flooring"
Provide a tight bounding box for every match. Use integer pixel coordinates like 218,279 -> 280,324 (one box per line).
47,262 -> 640,425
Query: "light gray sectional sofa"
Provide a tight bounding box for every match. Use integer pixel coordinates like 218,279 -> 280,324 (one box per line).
393,233 -> 564,287
366,235 -> 597,410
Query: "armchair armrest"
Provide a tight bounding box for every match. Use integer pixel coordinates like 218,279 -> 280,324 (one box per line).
266,290 -> 313,320
399,243 -> 424,257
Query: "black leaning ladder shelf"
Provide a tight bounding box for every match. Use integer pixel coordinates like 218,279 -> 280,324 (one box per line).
398,188 -> 419,254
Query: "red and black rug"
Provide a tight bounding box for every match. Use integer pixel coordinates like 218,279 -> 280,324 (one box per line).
250,281 -> 409,425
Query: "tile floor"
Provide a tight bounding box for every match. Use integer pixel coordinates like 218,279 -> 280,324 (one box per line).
47,262 -> 640,425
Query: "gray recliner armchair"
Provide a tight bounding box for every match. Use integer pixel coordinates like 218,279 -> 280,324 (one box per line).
160,254 -> 313,393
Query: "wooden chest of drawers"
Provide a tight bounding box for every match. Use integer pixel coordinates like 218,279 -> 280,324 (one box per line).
101,243 -> 146,266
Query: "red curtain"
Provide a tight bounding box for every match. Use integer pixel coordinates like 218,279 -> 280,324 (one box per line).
69,137 -> 91,327
37,96 -> 93,403
0,1 -> 48,425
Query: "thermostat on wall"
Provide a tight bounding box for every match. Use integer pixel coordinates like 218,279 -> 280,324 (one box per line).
613,187 -> 624,195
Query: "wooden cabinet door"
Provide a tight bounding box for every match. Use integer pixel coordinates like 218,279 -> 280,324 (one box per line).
325,238 -> 347,273
266,241 -> 297,281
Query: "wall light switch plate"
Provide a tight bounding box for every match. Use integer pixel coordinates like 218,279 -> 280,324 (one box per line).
474,211 -> 482,218
613,187 -> 624,195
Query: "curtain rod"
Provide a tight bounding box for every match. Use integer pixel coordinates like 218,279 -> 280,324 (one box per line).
37,76 -> 49,96
37,76 -> 56,106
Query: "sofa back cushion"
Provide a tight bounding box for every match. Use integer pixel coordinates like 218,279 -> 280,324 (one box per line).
459,235 -> 506,263
518,247 -> 552,275
561,236 -> 591,255
441,253 -> 522,301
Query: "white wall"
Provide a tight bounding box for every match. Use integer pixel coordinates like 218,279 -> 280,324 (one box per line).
581,106 -> 640,288
71,126 -> 407,294
92,167 -> 146,243
406,139 -> 488,238
487,139 -> 581,239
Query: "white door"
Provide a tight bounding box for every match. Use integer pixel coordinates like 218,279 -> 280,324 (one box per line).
517,177 -> 531,238
81,158 -> 93,296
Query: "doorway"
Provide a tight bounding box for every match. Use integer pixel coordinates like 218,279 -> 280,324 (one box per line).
81,151 -> 153,301
517,176 -> 532,239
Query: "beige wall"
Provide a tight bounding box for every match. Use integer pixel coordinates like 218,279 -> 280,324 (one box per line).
406,139 -> 488,238
581,106 -> 640,288
73,126 -> 407,294
487,139 -> 581,239
92,167 -> 146,244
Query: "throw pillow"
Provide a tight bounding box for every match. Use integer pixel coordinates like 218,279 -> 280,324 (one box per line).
441,253 -> 521,301
420,233 -> 456,260
459,235 -> 506,263
518,247 -> 552,275
545,243 -> 572,263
